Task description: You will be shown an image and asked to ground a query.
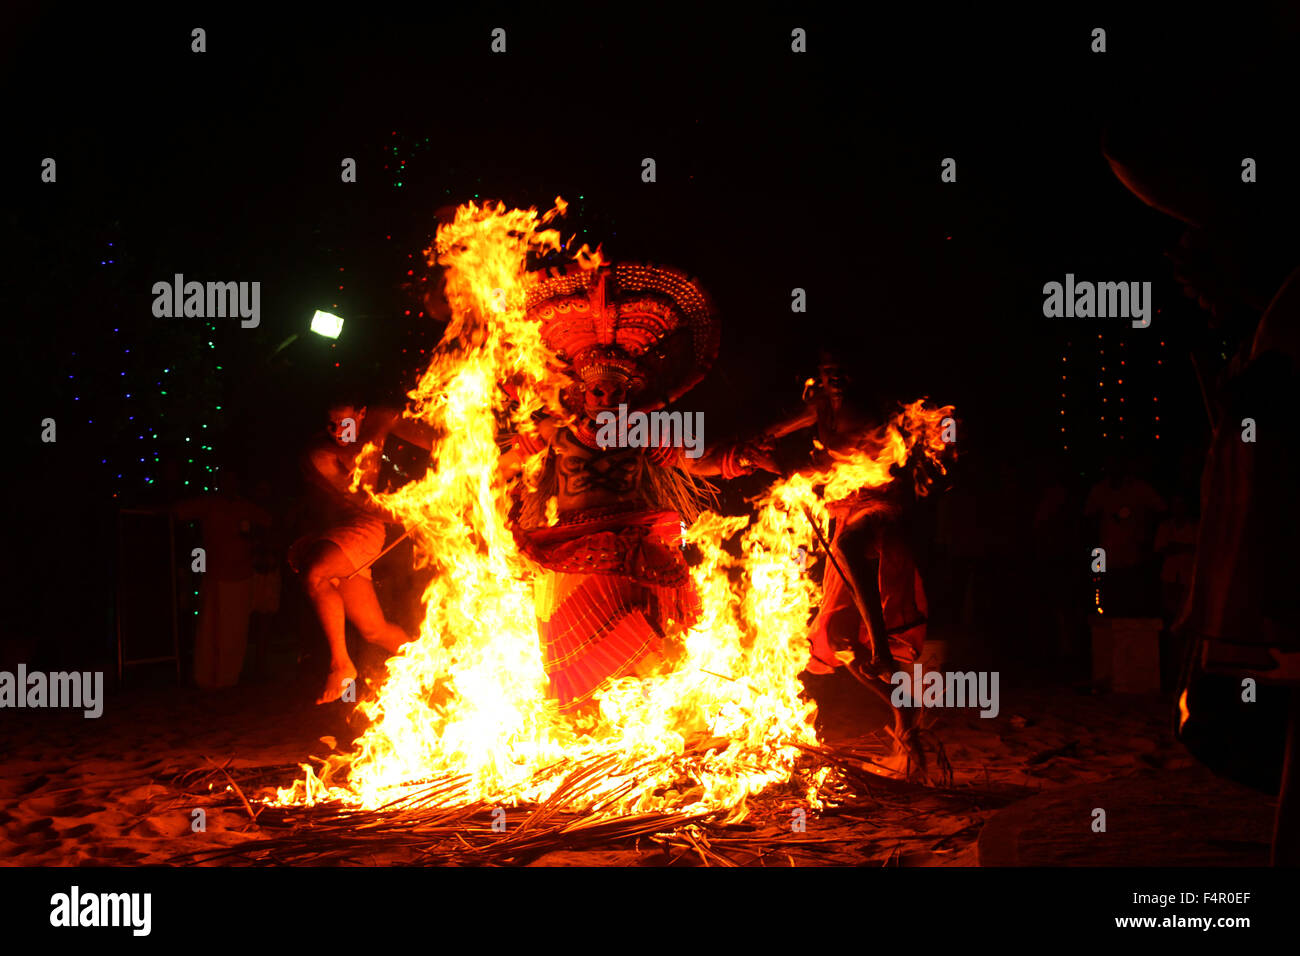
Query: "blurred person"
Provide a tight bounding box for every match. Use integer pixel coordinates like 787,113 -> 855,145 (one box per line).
172,465 -> 271,690
1105,102 -> 1300,862
1032,458 -> 1088,673
1155,493 -> 1198,625
1084,456 -> 1166,616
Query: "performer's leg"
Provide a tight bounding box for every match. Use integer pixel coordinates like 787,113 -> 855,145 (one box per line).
338,574 -> 411,654
840,517 -> 930,779
835,517 -> 897,680
301,541 -> 359,703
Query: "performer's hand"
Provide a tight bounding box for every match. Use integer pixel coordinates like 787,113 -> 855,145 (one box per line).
742,437 -> 781,475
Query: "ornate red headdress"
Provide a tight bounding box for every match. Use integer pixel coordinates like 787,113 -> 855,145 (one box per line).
525,262 -> 720,418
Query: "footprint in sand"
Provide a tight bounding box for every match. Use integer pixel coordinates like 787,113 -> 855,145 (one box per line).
54,800 -> 107,817
6,817 -> 58,845
19,794 -> 107,818
16,775 -> 50,796
129,814 -> 195,840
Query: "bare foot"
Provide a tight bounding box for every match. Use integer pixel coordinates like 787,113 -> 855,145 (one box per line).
316,663 -> 358,705
875,738 -> 928,783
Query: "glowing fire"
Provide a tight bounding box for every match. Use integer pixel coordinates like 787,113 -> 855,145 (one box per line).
275,199 -> 954,821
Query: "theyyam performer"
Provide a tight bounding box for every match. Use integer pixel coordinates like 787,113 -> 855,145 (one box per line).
501,262 -> 768,715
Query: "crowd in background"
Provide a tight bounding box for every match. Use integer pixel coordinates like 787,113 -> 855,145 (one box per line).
923,447 -> 1203,688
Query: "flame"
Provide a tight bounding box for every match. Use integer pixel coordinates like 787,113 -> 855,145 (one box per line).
275,199 -> 955,820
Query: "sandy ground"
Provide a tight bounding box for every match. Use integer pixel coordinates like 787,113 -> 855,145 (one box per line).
0,666 -> 1278,866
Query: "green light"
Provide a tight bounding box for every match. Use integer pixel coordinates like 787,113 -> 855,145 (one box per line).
311,310 -> 345,338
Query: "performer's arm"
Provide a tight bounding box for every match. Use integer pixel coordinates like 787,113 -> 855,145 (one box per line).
762,402 -> 818,440
370,406 -> 438,451
695,392 -> 817,476
301,447 -> 396,522
679,435 -> 778,478
498,417 -> 557,481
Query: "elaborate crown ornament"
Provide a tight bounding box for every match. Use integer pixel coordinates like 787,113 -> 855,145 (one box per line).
525,262 -> 720,417
574,347 -> 642,385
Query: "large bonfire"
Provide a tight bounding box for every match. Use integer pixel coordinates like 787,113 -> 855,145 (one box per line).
275,199 -> 953,822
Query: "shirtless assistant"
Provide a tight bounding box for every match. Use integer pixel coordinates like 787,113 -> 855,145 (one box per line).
293,399 -> 434,703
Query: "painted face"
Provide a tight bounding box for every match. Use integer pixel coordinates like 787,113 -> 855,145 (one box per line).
326,404 -> 366,447
583,375 -> 629,420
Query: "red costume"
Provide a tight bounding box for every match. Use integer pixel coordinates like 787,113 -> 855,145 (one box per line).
508,263 -> 725,710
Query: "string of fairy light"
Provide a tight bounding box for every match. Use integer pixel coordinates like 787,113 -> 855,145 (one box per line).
77,239 -> 223,503
90,134 -> 596,562
1058,315 -> 1168,455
